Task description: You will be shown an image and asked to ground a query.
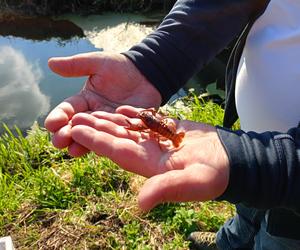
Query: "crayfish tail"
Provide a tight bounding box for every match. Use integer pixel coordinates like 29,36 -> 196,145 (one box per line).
172,131 -> 185,147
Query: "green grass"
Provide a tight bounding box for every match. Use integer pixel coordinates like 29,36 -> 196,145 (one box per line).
0,98 -> 236,249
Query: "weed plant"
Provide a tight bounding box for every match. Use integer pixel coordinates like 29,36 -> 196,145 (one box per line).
0,98 -> 236,249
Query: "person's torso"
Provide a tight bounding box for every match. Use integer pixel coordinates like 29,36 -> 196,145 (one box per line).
235,0 -> 300,132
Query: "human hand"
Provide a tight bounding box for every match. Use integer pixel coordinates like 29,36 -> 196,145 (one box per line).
69,106 -> 230,211
44,52 -> 161,155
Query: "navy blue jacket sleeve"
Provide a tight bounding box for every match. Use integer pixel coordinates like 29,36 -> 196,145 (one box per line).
123,0 -> 266,104
217,126 -> 300,211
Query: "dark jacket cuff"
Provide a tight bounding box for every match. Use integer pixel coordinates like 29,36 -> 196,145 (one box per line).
216,126 -> 300,210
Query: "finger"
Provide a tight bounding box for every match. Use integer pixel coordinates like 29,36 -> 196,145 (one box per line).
51,123 -> 73,149
51,122 -> 90,155
116,105 -> 143,118
71,125 -> 162,177
48,52 -> 102,77
91,111 -> 130,126
138,164 -> 222,211
44,95 -> 88,133
71,113 -> 141,141
91,111 -> 146,131
68,142 -> 90,157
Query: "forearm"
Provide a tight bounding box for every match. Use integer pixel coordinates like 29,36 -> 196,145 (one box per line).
217,125 -> 300,210
123,0 -> 266,103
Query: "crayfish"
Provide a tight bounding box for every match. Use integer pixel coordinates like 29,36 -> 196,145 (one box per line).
126,108 -> 185,148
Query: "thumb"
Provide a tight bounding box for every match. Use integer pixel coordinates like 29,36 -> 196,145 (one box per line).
48,52 -> 102,77
138,165 -> 227,212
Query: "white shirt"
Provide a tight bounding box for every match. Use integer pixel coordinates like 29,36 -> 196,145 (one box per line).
235,0 -> 300,132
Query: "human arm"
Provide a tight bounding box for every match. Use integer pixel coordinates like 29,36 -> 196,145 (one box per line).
45,0 -> 268,154
123,0 -> 269,103
217,126 -> 300,211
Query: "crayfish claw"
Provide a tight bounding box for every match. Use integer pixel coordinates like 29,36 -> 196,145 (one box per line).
125,118 -> 147,131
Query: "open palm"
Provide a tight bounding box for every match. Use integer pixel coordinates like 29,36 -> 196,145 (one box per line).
44,52 -> 161,153
70,106 -> 229,211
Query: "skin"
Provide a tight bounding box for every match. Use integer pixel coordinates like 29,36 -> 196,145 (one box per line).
45,52 -> 230,211
44,52 -> 162,155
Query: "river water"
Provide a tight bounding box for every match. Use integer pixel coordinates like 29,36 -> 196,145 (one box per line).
0,13 -> 155,133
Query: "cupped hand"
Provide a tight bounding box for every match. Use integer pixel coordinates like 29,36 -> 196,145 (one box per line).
69,106 -> 230,211
44,52 -> 161,154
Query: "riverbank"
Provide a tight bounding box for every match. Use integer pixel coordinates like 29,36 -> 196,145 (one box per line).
0,2 -> 163,42
0,12 -> 84,40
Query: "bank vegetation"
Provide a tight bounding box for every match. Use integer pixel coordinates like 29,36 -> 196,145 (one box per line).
0,97 -> 236,249
0,0 -> 176,16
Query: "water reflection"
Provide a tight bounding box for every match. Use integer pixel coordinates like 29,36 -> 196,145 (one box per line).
63,13 -> 155,52
0,16 -> 84,40
0,36 -> 99,132
0,13 -> 155,133
0,45 -> 49,129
